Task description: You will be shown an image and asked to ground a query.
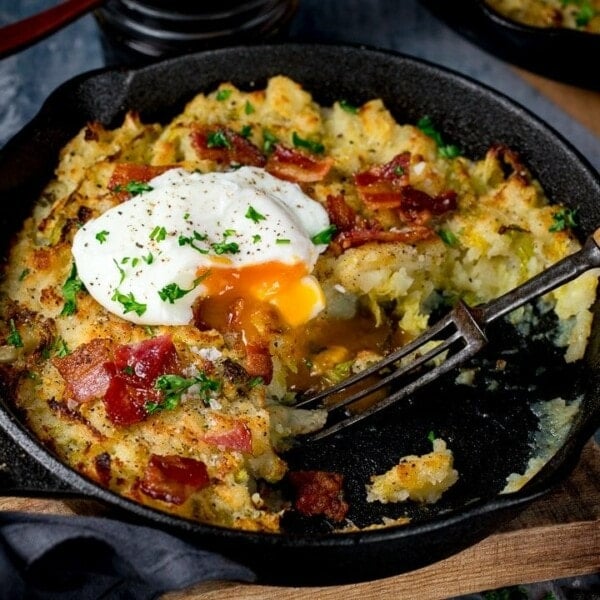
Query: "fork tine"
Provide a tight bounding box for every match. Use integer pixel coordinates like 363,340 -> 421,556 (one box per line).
299,301 -> 488,442
295,309 -> 458,410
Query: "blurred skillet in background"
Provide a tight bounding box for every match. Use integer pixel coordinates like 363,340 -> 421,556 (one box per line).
420,0 -> 600,90
0,44 -> 599,585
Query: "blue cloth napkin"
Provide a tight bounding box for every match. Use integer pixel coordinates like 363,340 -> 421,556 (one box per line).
0,511 -> 255,600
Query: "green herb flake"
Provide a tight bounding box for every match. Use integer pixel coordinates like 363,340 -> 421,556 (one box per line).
111,290 -> 147,316
216,89 -> 232,101
7,319 -> 23,348
112,180 -> 153,196
427,430 -> 436,443
113,259 -> 126,285
549,207 -> 578,232
52,336 -> 70,357
244,100 -> 255,115
143,252 -> 154,265
240,124 -> 253,139
311,225 -> 337,245
252,234 -> 261,244
292,131 -> 325,154
158,282 -> 196,304
95,230 -> 110,244
245,205 -> 266,223
248,376 -> 264,388
438,229 -> 459,247
149,225 -> 168,242
18,268 -> 30,281
207,129 -> 232,149
211,241 -> 240,255
276,238 -> 291,245
150,372 -> 221,411
60,263 -> 85,317
339,99 -> 359,114
417,115 -> 462,159
262,129 -> 278,154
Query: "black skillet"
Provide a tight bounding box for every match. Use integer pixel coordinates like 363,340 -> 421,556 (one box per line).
420,0 -> 600,91
0,44 -> 599,586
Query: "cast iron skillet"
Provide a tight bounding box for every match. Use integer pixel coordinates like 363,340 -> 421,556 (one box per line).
420,0 -> 600,90
0,44 -> 599,586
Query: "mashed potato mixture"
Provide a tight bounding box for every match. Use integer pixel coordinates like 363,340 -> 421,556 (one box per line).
0,76 -> 596,531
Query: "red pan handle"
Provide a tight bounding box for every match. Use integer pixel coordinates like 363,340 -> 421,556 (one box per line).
0,0 -> 106,59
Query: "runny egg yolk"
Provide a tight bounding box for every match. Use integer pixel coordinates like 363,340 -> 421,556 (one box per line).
198,262 -> 325,329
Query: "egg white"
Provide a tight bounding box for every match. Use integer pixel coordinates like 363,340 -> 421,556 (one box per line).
71,167 -> 331,326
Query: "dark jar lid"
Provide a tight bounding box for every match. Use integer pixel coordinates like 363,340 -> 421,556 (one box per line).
95,0 -> 298,65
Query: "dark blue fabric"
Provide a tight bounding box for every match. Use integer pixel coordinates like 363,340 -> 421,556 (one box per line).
0,512 -> 255,600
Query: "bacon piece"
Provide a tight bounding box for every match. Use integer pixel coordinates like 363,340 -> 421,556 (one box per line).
266,144 -> 333,183
244,342 -> 273,384
190,126 -> 266,167
103,335 -> 179,426
204,420 -> 252,453
108,163 -> 173,201
398,186 -> 457,216
354,152 -> 410,209
140,454 -> 210,505
335,226 -> 434,250
53,338 -> 113,404
326,193 -> 360,232
288,470 -> 349,522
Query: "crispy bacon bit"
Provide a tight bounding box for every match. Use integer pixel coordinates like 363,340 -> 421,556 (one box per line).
190,126 -> 266,167
204,420 -> 252,453
53,338 -> 113,404
354,152 -> 411,209
399,186 -> 457,216
103,335 -> 179,426
244,342 -> 273,384
326,193 -> 434,253
266,144 -> 333,183
94,452 -> 112,487
140,454 -> 210,505
288,470 -> 349,522
108,163 -> 173,201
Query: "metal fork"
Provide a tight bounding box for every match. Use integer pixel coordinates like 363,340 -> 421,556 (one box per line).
297,228 -> 600,442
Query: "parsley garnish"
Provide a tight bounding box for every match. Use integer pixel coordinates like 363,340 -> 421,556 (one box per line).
311,225 -> 337,245
18,268 -> 30,281
60,263 -> 84,317
262,130 -> 278,153
111,290 -> 147,316
339,99 -> 359,114
549,207 -> 577,232
438,229 -> 459,247
240,124 -> 252,138
113,259 -> 126,285
417,115 -> 462,159
252,234 -> 261,244
292,131 -> 325,154
245,205 -> 266,223
244,100 -> 255,115
149,225 -> 167,242
179,230 -> 209,255
112,180 -> 153,196
427,430 -> 436,443
211,240 -> 240,255
147,372 -> 220,412
95,230 -> 109,244
216,89 -> 232,101
207,129 -> 232,149
248,376 -> 264,388
158,282 -> 196,304
7,319 -> 23,348
276,238 -> 291,245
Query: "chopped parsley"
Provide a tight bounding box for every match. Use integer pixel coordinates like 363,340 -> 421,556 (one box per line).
60,263 -> 84,316
262,129 -> 278,153
427,430 -> 436,443
113,259 -> 126,285
158,282 -> 196,304
276,238 -> 291,245
339,99 -> 359,114
147,372 -> 220,412
111,290 -> 147,316
438,228 -> 459,247
311,225 -> 337,245
95,230 -> 109,244
252,234 -> 261,244
245,205 -> 266,223
7,319 -> 23,348
112,180 -> 153,196
417,115 -> 462,159
179,231 -> 209,254
240,124 -> 252,138
248,376 -> 264,388
43,336 -> 69,358
563,0 -> 597,26
216,89 -> 232,101
292,131 -> 325,154
149,225 -> 167,242
18,268 -> 30,281
244,100 -> 255,115
211,240 -> 240,255
207,129 -> 232,149
549,207 -> 577,232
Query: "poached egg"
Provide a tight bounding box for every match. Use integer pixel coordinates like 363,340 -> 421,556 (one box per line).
72,167 -> 331,327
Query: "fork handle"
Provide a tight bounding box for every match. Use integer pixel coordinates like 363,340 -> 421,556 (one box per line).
477,227 -> 600,326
